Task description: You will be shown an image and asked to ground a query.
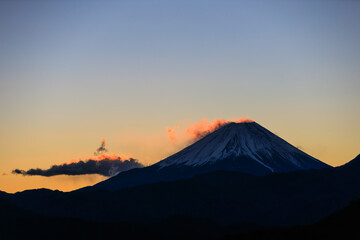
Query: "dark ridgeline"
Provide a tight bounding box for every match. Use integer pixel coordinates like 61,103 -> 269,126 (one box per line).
1,155 -> 360,240
2,194 -> 360,240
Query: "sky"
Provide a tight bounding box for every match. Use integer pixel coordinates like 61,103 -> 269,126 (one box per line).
0,0 -> 359,193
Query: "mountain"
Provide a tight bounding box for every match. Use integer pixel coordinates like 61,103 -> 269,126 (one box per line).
92,121 -> 330,191
1,121 -> 358,239
2,191 -> 360,240
2,155 -> 359,240
157,122 -> 328,171
3,154 -> 360,228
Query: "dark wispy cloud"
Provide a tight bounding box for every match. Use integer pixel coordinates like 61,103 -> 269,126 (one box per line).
12,158 -> 143,177
94,139 -> 108,156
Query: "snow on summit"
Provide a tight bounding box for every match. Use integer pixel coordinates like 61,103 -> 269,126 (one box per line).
157,121 -> 330,172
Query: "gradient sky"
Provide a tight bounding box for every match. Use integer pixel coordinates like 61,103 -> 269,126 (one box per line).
0,0 -> 359,193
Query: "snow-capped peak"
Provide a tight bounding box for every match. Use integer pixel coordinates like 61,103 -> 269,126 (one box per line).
156,122 -> 329,172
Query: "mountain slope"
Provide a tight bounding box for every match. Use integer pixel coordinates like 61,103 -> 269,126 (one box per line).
92,122 -> 330,191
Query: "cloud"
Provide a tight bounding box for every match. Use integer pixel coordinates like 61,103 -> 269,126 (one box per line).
166,117 -> 255,144
94,139 -> 108,156
12,157 -> 143,177
185,117 -> 255,141
186,118 -> 229,141
166,126 -> 178,142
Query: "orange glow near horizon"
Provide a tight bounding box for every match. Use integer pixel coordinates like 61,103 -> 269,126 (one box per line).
2,116 -> 358,194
